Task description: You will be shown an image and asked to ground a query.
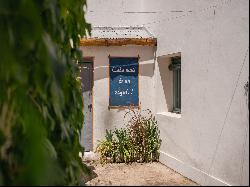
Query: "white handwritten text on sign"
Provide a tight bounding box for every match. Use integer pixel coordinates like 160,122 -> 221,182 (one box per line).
109,58 -> 139,106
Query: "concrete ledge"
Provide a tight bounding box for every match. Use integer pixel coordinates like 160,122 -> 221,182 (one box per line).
157,112 -> 181,119
159,150 -> 231,186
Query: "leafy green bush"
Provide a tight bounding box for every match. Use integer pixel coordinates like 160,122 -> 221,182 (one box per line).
113,128 -> 133,163
95,130 -> 114,164
0,0 -> 90,185
96,108 -> 161,164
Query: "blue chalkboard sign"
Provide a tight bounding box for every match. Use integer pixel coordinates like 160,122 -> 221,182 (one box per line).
109,57 -> 139,107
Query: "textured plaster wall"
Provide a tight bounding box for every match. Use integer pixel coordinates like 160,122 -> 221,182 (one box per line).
84,0 -> 249,185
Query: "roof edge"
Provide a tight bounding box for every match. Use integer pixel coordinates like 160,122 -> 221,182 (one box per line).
80,38 -> 157,46
87,26 -> 156,39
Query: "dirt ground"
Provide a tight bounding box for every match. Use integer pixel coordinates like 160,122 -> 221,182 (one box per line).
82,161 -> 198,186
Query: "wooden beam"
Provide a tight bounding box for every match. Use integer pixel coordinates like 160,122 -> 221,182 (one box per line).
80,38 -> 157,46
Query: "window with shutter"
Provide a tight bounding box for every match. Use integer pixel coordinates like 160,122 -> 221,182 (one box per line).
169,56 -> 181,113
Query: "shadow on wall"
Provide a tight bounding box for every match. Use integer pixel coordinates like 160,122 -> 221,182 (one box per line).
93,47 -> 156,81
157,56 -> 173,112
94,65 -> 108,81
140,61 -> 155,77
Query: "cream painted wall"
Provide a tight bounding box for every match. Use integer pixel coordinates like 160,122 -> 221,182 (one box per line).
84,0 -> 249,185
80,46 -> 156,148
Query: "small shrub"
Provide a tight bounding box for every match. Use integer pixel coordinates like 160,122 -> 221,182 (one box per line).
125,108 -> 161,162
96,108 -> 161,164
96,130 -> 113,164
113,128 -> 133,163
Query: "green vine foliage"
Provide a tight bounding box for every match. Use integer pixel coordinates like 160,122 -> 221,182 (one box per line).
0,0 -> 91,185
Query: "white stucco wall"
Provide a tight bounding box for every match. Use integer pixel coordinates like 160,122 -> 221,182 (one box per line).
84,0 -> 249,185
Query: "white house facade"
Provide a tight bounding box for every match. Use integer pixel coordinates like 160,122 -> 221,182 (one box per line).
79,0 -> 249,186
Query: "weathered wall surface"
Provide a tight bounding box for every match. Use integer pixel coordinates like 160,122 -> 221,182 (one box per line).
84,0 -> 249,185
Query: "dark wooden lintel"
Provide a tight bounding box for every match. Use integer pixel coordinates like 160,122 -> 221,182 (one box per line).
80,38 -> 157,46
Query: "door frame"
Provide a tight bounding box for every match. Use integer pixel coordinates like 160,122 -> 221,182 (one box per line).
80,56 -> 94,151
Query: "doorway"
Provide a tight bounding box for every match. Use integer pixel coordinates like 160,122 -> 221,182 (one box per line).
79,60 -> 93,151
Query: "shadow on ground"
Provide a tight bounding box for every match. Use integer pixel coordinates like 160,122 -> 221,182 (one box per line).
80,161 -> 98,185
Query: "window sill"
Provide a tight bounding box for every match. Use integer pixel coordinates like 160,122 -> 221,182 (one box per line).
156,111 -> 181,119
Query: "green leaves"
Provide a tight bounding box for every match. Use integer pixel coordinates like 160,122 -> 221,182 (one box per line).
0,0 -> 91,185
96,109 -> 162,164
